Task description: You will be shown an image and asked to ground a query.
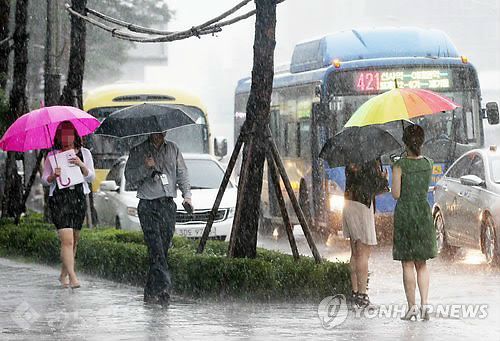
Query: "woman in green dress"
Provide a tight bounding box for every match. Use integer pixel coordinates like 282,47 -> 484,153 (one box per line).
391,124 -> 437,321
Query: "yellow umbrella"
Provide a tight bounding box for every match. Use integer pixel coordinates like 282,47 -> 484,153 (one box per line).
344,88 -> 459,127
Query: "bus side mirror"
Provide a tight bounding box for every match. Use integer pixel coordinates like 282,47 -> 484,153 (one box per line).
214,136 -> 228,158
486,102 -> 499,125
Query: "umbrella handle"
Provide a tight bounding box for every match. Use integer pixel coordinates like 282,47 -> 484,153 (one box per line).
60,177 -> 71,186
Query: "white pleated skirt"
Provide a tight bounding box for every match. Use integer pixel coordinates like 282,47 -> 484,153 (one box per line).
342,199 -> 377,246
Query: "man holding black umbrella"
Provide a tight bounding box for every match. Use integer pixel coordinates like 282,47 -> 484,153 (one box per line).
125,132 -> 192,305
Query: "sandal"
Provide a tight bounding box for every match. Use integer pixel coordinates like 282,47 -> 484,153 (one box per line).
421,305 -> 431,321
355,293 -> 371,307
401,305 -> 419,321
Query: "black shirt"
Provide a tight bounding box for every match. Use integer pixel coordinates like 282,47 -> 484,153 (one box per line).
344,160 -> 388,208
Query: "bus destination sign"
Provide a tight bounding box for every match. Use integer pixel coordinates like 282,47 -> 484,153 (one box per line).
355,69 -> 452,92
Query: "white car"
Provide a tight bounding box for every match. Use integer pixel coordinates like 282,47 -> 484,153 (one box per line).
94,153 -> 237,241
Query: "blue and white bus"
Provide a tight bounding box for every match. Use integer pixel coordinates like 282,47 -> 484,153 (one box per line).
234,27 -> 499,238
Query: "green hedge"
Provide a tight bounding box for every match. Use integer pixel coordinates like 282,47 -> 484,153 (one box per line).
0,213 -> 351,301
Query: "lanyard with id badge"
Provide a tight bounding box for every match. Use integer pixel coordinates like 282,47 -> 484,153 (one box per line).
148,151 -> 169,193
160,173 -> 169,187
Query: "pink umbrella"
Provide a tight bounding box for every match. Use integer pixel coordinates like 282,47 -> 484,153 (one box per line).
0,106 -> 100,152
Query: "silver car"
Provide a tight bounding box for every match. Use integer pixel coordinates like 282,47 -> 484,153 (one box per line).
433,146 -> 500,264
94,153 -> 237,241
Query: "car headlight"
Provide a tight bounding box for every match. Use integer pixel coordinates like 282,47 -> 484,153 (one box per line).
329,194 -> 344,212
127,207 -> 138,217
226,207 -> 235,219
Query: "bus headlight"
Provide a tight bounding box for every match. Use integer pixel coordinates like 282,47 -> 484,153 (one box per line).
329,194 -> 344,212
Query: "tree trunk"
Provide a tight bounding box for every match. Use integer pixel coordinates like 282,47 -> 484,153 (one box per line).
232,0 -> 276,258
2,0 -> 29,219
42,0 -> 61,223
60,0 -> 86,108
0,0 -> 10,90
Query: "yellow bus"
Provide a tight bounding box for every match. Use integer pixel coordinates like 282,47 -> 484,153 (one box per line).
83,82 -> 227,190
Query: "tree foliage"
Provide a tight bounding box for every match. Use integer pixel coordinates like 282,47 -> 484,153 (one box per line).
12,0 -> 172,102
83,0 -> 172,81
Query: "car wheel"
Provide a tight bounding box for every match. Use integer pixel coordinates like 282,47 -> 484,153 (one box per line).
115,216 -> 122,230
434,210 -> 458,259
482,214 -> 499,265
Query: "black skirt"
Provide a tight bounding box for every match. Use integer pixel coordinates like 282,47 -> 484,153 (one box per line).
49,183 -> 87,230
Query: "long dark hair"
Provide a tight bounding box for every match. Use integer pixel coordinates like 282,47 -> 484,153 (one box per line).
402,124 -> 425,156
53,121 -> 82,150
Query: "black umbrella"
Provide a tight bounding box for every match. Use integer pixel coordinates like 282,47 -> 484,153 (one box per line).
94,103 -> 197,138
319,125 -> 403,168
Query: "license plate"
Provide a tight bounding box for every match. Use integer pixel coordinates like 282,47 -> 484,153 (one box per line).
176,227 -> 216,238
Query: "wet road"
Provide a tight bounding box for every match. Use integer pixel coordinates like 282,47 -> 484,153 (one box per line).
1,236 -> 499,340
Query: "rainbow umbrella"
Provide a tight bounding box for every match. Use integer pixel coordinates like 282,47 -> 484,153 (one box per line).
344,88 -> 459,127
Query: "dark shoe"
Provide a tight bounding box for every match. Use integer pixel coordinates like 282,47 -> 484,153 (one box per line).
144,290 -> 170,305
144,294 -> 159,304
157,289 -> 170,306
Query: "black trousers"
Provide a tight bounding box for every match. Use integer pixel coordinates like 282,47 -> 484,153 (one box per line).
137,197 -> 176,299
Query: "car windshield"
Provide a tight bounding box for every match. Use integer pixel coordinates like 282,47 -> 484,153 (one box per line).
491,157 -> 500,183
185,159 -> 232,189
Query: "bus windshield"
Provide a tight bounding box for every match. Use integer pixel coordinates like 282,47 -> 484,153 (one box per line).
328,91 -> 480,144
326,66 -> 482,161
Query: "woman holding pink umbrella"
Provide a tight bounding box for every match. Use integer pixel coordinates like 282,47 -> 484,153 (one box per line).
0,106 -> 99,288
41,121 -> 95,289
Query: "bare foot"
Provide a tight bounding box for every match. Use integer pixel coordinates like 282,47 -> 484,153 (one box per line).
59,275 -> 69,288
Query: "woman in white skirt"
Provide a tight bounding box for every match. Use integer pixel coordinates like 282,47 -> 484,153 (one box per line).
343,160 -> 388,307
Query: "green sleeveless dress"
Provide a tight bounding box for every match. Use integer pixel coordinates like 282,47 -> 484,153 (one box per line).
392,156 -> 437,261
